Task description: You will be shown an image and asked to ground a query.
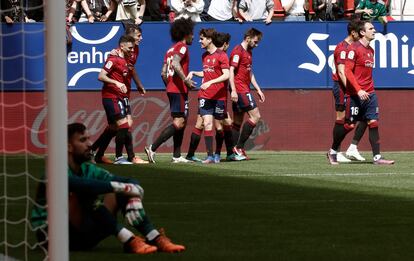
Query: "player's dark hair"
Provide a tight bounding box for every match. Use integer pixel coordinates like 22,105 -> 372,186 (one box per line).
347,19 -> 362,35
199,28 -> 217,40
68,123 -> 86,141
244,28 -> 263,41
170,18 -> 195,42
213,32 -> 231,48
118,35 -> 135,45
125,24 -> 142,35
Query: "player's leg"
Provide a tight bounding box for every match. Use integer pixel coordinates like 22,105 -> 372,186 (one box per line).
222,113 -> 234,157
345,121 -> 367,161
185,114 -> 204,162
365,93 -> 394,164
327,95 -> 357,164
114,116 -> 132,164
145,93 -> 187,163
214,119 -> 224,163
233,92 -> 260,159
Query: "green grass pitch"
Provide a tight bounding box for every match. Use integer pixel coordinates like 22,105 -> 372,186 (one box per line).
1,151 -> 414,261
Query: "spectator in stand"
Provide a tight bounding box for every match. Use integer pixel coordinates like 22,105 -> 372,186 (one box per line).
77,0 -> 116,22
313,0 -> 343,21
281,0 -> 307,21
67,0 -> 81,23
355,0 -> 388,24
27,0 -> 43,21
203,0 -> 237,21
1,0 -> 33,23
171,0 -> 204,22
145,0 -> 164,21
237,0 -> 274,24
199,0 -> 210,20
116,0 -> 146,25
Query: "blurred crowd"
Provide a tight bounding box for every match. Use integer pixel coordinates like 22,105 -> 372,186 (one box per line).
0,0 -> 391,24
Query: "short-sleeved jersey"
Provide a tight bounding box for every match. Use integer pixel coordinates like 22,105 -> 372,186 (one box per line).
164,41 -> 190,94
356,0 -> 387,21
332,40 -> 350,83
345,40 -> 375,95
101,53 -> 130,99
125,45 -> 140,97
198,49 -> 229,101
230,45 -> 252,94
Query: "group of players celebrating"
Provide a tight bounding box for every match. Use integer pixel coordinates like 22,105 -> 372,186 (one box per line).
92,18 -> 266,165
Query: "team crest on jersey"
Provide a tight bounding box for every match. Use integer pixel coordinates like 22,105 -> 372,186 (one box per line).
105,61 -> 113,69
179,46 -> 187,55
232,55 -> 240,63
347,51 -> 355,59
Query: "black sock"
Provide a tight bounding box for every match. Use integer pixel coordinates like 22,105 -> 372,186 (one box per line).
369,125 -> 380,156
205,130 -> 214,157
125,131 -> 135,161
173,128 -> 184,158
331,121 -> 353,151
232,123 -> 241,146
237,120 -> 256,149
215,130 -> 224,155
351,121 -> 367,145
223,126 -> 234,156
115,128 -> 128,158
186,128 -> 202,158
93,127 -> 117,159
152,124 -> 176,151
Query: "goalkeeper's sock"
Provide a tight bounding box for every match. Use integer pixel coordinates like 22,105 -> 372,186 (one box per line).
215,129 -> 224,155
237,119 -> 256,149
115,125 -> 129,158
134,215 -> 158,240
152,124 -> 177,151
117,228 -> 135,243
186,127 -> 202,158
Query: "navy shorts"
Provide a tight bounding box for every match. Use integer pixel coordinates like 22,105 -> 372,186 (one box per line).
332,81 -> 346,111
198,98 -> 227,120
167,92 -> 188,118
102,97 -> 130,124
232,92 -> 257,113
346,92 -> 379,123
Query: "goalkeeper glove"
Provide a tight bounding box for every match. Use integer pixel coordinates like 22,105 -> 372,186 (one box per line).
110,181 -> 144,198
125,197 -> 146,226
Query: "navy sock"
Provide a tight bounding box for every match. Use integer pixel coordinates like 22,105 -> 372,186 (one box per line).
152,124 -> 176,151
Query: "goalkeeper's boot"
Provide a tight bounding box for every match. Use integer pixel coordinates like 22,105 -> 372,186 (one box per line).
124,236 -> 157,254
152,228 -> 185,253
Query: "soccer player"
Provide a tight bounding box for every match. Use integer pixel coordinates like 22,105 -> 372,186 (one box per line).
92,26 -> 148,164
344,21 -> 394,165
327,19 -> 368,164
144,18 -> 195,163
31,123 -> 185,254
185,28 -> 230,163
230,28 -> 265,160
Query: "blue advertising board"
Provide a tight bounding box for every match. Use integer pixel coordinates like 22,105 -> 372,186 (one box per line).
1,21 -> 414,90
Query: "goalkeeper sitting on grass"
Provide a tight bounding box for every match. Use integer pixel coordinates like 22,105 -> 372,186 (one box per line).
31,122 -> 185,254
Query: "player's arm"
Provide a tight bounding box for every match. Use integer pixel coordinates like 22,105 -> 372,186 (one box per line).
187,70 -> 204,79
172,54 -> 195,89
344,53 -> 369,101
337,63 -> 347,87
251,73 -> 265,102
161,62 -> 168,87
229,66 -> 238,102
201,68 -> 229,90
131,68 -> 146,95
98,68 -> 127,93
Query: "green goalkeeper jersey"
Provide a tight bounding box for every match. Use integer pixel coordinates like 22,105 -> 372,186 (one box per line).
357,0 -> 387,21
30,162 -> 136,230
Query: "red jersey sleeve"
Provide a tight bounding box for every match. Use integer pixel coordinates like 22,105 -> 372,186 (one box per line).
219,51 -> 230,70
344,46 -> 362,94
230,47 -> 241,68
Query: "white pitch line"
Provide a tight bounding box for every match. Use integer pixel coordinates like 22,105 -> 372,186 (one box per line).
227,172 -> 414,177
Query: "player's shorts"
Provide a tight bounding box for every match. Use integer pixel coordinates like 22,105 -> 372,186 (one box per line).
167,92 -> 188,118
332,81 -> 346,111
232,92 -> 257,113
102,97 -> 131,124
345,92 -> 379,123
198,98 -> 227,120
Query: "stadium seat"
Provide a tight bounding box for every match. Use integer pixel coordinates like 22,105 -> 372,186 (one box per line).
344,0 -> 355,18
273,0 -> 285,20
